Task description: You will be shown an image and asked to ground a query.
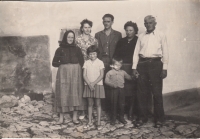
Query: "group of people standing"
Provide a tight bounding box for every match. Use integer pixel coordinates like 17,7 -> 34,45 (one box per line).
52,14 -> 168,130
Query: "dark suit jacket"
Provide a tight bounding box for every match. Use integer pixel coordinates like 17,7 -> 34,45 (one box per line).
95,29 -> 122,63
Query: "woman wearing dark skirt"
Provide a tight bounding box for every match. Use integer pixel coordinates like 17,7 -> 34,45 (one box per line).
52,30 -> 87,124
113,21 -> 138,121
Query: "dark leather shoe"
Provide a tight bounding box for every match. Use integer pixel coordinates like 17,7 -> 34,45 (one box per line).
142,118 -> 148,123
155,121 -> 164,128
128,115 -> 133,121
110,119 -> 116,125
119,118 -> 127,124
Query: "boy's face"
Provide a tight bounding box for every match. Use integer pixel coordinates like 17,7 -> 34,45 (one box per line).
113,61 -> 122,71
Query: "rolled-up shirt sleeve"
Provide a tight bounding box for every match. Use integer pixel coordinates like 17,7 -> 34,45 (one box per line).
132,37 -> 141,69
161,33 -> 169,70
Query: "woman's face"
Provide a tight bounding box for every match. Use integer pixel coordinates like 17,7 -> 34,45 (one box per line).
82,23 -> 91,35
125,26 -> 136,38
66,32 -> 74,44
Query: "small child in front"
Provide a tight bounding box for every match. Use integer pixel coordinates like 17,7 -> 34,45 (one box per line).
105,57 -> 133,125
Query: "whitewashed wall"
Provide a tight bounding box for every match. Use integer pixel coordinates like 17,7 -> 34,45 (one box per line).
0,0 -> 200,93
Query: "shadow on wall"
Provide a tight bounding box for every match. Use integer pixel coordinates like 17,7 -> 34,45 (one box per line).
164,88 -> 200,123
163,87 -> 200,112
0,35 -> 52,97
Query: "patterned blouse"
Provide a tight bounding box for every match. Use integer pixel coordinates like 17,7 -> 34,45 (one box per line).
75,34 -> 98,61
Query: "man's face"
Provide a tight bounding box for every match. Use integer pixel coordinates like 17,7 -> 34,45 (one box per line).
103,17 -> 113,29
144,18 -> 156,32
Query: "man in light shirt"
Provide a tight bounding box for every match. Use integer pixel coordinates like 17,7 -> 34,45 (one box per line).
132,15 -> 168,127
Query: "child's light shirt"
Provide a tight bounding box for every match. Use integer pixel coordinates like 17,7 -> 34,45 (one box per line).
83,58 -> 104,85
105,69 -> 132,88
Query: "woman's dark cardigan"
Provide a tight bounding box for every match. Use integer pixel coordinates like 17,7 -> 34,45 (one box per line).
52,45 -> 84,68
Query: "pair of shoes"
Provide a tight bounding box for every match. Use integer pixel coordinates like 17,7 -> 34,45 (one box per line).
73,120 -> 80,125
83,123 -> 93,129
133,120 -> 144,127
79,115 -> 85,120
155,121 -> 163,128
119,118 -> 127,124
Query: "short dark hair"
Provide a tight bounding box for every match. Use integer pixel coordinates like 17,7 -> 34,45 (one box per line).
102,14 -> 114,21
124,21 -> 138,34
87,45 -> 100,55
80,19 -> 93,33
112,57 -> 123,65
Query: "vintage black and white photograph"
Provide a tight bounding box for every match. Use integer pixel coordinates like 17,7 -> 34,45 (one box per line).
0,0 -> 200,138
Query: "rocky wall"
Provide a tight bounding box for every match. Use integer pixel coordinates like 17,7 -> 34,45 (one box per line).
0,35 -> 51,96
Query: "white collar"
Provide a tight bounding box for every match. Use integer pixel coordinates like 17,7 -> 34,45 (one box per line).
146,29 -> 157,35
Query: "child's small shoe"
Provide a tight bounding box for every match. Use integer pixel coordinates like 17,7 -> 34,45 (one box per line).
79,115 -> 86,120
83,122 -> 93,129
56,121 -> 63,125
97,125 -> 103,130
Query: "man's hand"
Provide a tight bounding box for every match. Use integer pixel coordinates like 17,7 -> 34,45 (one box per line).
132,69 -> 139,78
160,70 -> 167,79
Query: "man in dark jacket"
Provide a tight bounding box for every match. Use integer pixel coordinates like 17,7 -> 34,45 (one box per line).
95,14 -> 122,114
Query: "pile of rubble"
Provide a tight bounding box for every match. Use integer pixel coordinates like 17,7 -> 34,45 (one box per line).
0,94 -> 200,138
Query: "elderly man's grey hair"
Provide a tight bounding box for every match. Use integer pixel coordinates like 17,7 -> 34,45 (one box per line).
144,15 -> 156,22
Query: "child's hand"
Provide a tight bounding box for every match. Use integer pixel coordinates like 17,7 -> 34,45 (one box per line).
89,85 -> 94,91
135,73 -> 139,78
131,75 -> 136,80
90,83 -> 95,89
113,84 -> 118,88
89,83 -> 95,91
133,69 -> 139,78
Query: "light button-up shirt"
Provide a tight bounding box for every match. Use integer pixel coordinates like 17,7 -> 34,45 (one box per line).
132,30 -> 168,70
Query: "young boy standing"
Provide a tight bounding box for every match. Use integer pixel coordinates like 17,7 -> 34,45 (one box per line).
105,57 -> 133,125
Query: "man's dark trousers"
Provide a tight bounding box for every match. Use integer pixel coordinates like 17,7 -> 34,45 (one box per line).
101,56 -> 111,112
136,57 -> 164,122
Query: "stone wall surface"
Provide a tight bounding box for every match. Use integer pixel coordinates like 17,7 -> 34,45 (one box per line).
0,35 -> 51,95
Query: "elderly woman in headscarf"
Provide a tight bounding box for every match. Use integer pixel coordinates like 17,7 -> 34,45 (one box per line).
52,30 -> 86,125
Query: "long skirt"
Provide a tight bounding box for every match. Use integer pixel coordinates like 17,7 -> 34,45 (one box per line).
121,63 -> 137,96
53,64 -> 87,113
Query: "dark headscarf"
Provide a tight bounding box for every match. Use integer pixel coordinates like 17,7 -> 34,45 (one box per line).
59,30 -> 76,48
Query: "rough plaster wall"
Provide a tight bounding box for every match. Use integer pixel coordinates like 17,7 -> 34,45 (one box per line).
0,0 -> 200,93
0,36 -> 51,94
